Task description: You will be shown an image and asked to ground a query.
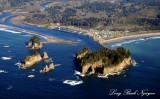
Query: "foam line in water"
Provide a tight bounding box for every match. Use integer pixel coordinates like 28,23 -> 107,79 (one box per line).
0,70 -> 8,73
74,70 -> 85,77
146,36 -> 160,40
3,46 -> 10,48
0,28 -> 21,34
1,57 -> 12,60
111,36 -> 160,47
111,38 -> 145,47
98,72 -> 122,78
63,80 -> 83,86
28,75 -> 35,78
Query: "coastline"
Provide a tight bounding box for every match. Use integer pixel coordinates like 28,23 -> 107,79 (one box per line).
0,24 -> 78,45
100,32 -> 160,45
9,15 -> 160,46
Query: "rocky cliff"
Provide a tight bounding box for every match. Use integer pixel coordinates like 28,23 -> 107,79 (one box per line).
43,52 -> 52,63
81,57 -> 133,75
103,57 -> 133,74
20,53 -> 42,69
42,63 -> 54,73
76,46 -> 134,76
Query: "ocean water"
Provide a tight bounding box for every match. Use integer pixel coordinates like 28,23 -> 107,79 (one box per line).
0,11 -> 160,99
0,27 -> 160,99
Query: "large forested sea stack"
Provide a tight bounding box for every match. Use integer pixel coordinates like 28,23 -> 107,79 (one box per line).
75,47 -> 134,75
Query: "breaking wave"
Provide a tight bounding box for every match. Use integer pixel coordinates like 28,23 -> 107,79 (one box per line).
98,72 -> 122,78
63,80 -> 83,86
74,70 -> 85,77
111,38 -> 145,47
111,36 -> 160,47
0,28 -> 21,34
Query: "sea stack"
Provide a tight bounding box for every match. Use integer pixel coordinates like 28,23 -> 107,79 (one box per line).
75,46 -> 134,75
42,65 -> 49,73
20,52 -> 42,69
43,52 -> 52,63
43,51 -> 49,59
27,36 -> 43,50
49,63 -> 54,70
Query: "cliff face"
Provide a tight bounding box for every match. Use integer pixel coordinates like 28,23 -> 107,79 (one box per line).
20,53 -> 42,69
81,57 -> 133,75
43,52 -> 49,59
103,57 -> 133,75
43,52 -> 52,63
82,60 -> 103,74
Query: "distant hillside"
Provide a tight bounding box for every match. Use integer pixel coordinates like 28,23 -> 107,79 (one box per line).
1,0 -> 160,32
24,0 -> 160,32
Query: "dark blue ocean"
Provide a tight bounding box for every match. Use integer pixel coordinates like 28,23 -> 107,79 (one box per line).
0,11 -> 160,99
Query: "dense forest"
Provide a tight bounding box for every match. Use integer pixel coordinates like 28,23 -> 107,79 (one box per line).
1,0 -> 160,31
29,0 -> 160,31
76,46 -> 131,67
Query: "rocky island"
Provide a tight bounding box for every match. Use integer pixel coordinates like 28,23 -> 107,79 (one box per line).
27,36 -> 44,50
20,51 -> 53,69
75,47 -> 134,75
20,52 -> 42,69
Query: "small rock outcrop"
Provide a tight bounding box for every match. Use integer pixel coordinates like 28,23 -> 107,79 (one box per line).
42,63 -> 54,73
49,63 -> 54,70
20,52 -> 42,69
27,36 -> 43,50
42,65 -> 49,73
43,52 -> 52,63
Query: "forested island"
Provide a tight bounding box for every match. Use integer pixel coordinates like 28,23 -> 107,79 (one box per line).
75,47 -> 134,75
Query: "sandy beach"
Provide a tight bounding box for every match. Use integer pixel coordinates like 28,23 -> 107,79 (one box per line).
100,32 -> 160,45
0,24 -> 78,45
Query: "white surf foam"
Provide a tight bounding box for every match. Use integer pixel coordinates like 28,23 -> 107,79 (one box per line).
28,75 -> 35,78
146,36 -> 160,40
63,80 -> 83,86
55,64 -> 61,67
111,38 -> 146,47
48,78 -> 54,81
31,69 -> 35,72
3,46 -> 10,48
111,36 -> 160,47
0,70 -> 8,73
77,39 -> 82,42
0,28 -> 21,34
14,62 -> 21,67
40,70 -> 43,73
98,72 -> 122,78
1,57 -> 12,60
74,70 -> 85,77
7,85 -> 13,90
133,62 -> 138,67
